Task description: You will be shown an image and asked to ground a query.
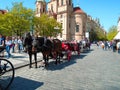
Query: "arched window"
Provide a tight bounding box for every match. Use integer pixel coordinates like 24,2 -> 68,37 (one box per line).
61,0 -> 63,6
69,0 -> 71,5
76,24 -> 79,32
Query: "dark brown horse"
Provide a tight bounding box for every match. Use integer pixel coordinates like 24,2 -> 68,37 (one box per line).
36,38 -> 62,66
23,33 -> 62,68
23,33 -> 37,68
35,37 -> 53,67
52,39 -> 62,64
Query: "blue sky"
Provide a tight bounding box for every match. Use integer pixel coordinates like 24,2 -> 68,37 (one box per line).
0,0 -> 120,32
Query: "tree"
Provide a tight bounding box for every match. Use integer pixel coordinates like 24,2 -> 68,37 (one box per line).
89,27 -> 107,42
34,14 -> 62,37
95,27 -> 107,40
0,2 -> 34,36
107,25 -> 117,41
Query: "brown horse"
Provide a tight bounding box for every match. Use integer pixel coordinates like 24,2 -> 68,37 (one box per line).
34,38 -> 62,67
52,39 -> 62,64
23,33 -> 37,68
23,33 -> 62,68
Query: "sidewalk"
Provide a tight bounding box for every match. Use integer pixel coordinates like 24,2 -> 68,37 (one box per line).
2,52 -> 43,69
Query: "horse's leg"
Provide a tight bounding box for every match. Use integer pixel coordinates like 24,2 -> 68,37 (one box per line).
46,55 -> 49,66
28,52 -> 32,68
34,53 -> 37,68
55,53 -> 58,65
58,53 -> 61,64
43,54 -> 47,67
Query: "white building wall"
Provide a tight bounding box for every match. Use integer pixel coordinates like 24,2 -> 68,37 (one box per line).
117,19 -> 120,32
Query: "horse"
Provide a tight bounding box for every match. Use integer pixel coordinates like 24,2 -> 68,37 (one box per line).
35,36 -> 53,67
23,33 -> 62,68
35,38 -> 62,66
52,39 -> 62,64
23,33 -> 37,68
85,42 -> 91,50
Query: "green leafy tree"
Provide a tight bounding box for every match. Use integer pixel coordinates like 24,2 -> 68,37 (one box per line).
95,27 -> 107,40
34,14 -> 62,37
89,26 -> 107,42
0,2 -> 34,36
107,25 -> 117,40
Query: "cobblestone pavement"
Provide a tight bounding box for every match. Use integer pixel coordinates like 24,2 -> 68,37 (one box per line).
9,44 -> 120,90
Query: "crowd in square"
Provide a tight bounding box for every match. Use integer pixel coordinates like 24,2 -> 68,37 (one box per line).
0,34 -> 24,59
96,40 -> 120,53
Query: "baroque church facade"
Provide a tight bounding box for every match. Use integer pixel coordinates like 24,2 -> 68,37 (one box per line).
35,0 -> 87,41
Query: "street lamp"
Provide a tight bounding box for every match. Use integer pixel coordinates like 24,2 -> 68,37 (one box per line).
86,23 -> 90,41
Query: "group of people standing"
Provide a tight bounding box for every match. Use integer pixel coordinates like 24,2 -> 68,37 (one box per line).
0,34 -> 24,59
97,40 -> 120,53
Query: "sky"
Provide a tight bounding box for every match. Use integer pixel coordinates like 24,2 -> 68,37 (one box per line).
0,0 -> 120,32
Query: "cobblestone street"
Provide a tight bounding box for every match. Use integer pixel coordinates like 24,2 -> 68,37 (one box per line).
10,44 -> 120,90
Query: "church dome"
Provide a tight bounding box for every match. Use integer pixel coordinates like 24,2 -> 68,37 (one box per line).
74,7 -> 86,14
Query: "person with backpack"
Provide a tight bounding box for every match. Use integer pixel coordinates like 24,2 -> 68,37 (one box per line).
117,40 -> 120,53
0,34 -> 5,57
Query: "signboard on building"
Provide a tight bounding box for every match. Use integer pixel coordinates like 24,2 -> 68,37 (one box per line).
85,32 -> 89,38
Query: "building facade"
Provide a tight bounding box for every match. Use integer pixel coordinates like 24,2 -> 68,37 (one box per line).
0,9 -> 7,14
35,0 -> 87,41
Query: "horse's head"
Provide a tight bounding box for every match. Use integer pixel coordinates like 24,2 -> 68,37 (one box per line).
22,32 -> 33,52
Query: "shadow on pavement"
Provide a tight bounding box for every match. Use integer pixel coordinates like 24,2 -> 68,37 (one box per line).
44,53 -> 87,71
10,76 -> 44,90
81,49 -> 94,54
38,49 -> 94,71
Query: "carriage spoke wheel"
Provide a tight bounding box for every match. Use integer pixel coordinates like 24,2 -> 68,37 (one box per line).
0,59 -> 15,90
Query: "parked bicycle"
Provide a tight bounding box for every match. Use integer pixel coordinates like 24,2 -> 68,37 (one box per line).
0,47 -> 15,90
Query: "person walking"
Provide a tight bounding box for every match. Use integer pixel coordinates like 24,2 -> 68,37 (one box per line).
5,36 -> 12,59
11,36 -> 18,53
112,40 -> 117,52
0,34 -> 5,58
17,36 -> 23,53
116,40 -> 120,54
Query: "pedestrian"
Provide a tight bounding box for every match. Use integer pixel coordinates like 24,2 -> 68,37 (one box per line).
104,41 -> 108,50
116,40 -> 120,53
112,40 -> 117,52
101,41 -> 104,50
0,34 -> 5,58
17,36 -> 23,53
5,36 -> 12,59
11,36 -> 17,53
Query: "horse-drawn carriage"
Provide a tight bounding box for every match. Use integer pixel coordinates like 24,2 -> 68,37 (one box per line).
23,33 -> 81,68
61,41 -> 80,61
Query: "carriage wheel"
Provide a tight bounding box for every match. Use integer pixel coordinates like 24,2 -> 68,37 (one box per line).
0,59 -> 15,90
78,50 -> 80,55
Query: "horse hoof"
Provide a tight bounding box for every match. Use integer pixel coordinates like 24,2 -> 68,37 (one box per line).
29,66 -> 32,69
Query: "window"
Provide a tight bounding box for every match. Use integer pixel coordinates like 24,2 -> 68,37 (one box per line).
76,25 -> 79,32
61,0 -> 63,6
69,23 -> 70,28
69,0 -> 71,5
60,14 -> 63,18
60,33 -> 62,38
61,23 -> 63,29
51,4 -> 53,11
